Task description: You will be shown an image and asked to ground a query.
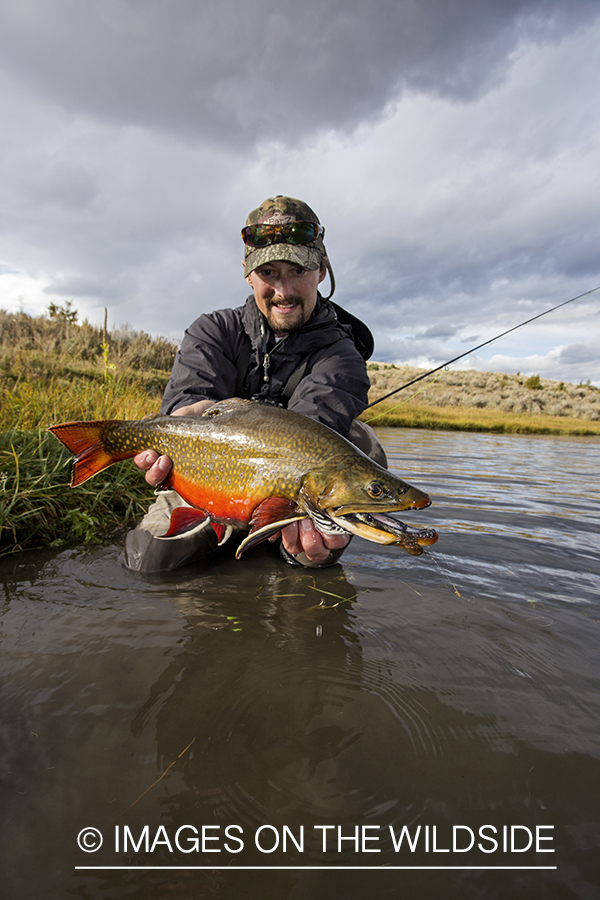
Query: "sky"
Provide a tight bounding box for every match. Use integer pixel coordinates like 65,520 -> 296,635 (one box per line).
1,0 -> 599,384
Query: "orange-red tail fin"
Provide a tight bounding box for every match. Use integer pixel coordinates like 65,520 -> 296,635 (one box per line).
48,420 -> 133,486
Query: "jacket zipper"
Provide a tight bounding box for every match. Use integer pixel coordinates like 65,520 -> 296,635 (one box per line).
261,333 -> 288,387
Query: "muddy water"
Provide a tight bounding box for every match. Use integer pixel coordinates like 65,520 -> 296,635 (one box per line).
0,428 -> 598,900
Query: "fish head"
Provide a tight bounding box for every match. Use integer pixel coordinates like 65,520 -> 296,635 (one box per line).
300,456 -> 437,553
301,456 -> 431,515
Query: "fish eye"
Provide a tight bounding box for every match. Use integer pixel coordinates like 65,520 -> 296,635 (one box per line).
367,481 -> 385,499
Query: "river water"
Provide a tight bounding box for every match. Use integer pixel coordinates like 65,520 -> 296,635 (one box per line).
0,428 -> 599,900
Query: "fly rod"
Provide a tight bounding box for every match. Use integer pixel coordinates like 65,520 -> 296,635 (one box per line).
364,284 -> 600,410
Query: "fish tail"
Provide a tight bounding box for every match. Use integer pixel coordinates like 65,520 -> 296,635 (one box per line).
49,420 -> 133,486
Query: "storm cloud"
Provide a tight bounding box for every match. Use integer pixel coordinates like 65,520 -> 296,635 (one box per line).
1,0 -> 595,142
1,0 -> 599,383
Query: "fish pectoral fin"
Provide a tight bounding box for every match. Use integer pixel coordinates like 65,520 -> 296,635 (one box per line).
249,496 -> 299,530
158,507 -> 211,540
235,496 -> 305,558
235,516 -> 306,559
212,523 -> 234,546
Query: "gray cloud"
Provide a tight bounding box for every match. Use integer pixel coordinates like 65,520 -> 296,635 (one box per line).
416,323 -> 463,339
558,343 -> 599,365
0,0 -> 596,146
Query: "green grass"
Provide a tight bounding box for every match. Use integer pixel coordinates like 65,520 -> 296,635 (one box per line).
0,428 -> 154,558
0,308 -> 174,556
2,370 -> 166,430
1,371 -> 164,557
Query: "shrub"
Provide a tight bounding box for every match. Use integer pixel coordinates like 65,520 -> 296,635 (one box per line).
524,374 -> 542,390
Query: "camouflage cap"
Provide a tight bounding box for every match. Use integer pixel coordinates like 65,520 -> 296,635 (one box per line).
242,195 -> 327,277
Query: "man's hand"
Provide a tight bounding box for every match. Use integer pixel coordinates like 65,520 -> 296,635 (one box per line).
132,449 -> 173,487
278,519 -> 350,565
171,400 -> 215,417
132,400 -> 215,486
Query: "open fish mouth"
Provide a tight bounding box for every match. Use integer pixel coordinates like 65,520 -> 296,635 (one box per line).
331,511 -> 438,556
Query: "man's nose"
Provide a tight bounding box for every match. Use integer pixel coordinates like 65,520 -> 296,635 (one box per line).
273,275 -> 294,298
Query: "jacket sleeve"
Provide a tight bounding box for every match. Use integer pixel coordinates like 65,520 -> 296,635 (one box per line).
160,310 -> 243,414
285,339 -> 370,437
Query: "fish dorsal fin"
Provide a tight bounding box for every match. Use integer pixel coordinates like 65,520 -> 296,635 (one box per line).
159,507 -> 210,540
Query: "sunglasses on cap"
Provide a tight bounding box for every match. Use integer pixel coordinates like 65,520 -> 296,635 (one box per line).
241,221 -> 324,248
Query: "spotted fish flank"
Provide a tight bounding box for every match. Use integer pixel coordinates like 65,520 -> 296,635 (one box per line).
49,398 -> 438,557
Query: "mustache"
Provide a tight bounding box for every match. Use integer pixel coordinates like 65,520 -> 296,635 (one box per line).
265,296 -> 305,308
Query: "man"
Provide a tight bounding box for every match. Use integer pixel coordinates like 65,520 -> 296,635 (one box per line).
123,195 -> 385,573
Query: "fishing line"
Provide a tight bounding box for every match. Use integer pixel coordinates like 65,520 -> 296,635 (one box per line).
424,550 -> 463,598
366,367 -> 447,423
364,283 -> 600,412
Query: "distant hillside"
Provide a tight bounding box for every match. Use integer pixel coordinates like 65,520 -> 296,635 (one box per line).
366,363 -> 600,421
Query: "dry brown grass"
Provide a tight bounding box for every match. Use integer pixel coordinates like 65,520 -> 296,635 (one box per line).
0,308 -> 177,372
0,308 -> 175,428
0,308 -> 169,554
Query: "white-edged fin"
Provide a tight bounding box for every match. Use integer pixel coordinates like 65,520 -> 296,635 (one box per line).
217,525 -> 233,547
157,507 -> 210,541
235,516 -> 306,558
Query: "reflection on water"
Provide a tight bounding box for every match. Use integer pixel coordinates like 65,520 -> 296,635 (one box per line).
0,429 -> 599,899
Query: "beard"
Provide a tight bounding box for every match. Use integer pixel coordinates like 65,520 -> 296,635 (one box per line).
264,296 -> 310,334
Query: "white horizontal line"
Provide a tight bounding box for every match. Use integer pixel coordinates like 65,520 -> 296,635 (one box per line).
75,866 -> 558,871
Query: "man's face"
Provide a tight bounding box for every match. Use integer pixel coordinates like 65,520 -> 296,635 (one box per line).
246,260 -> 326,335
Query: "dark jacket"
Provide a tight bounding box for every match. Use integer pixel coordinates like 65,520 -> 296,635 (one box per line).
161,295 -> 370,437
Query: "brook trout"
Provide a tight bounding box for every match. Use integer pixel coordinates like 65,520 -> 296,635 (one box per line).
49,398 -> 438,556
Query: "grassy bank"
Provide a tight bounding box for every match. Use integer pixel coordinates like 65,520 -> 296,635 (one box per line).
0,428 -> 152,556
361,401 -> 600,436
3,371 -> 165,430
1,306 -> 171,556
